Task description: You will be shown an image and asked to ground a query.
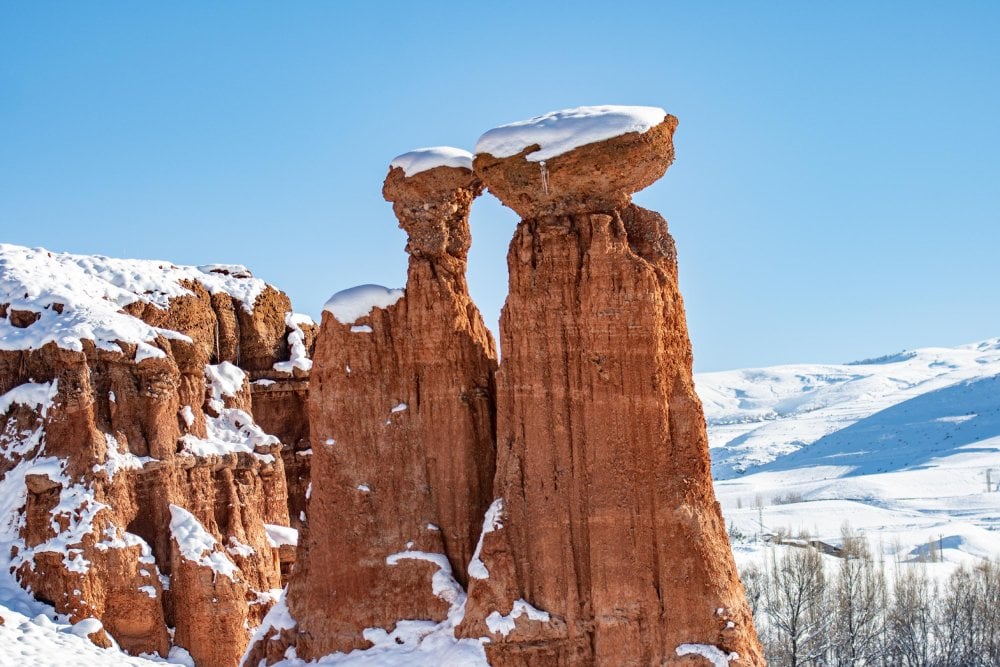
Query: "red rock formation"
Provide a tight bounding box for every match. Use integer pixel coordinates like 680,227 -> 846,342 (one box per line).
457,108 -> 765,666
251,150 -> 497,662
0,248 -> 309,665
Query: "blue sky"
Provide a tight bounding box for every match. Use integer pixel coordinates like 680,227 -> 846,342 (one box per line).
2,2 -> 997,371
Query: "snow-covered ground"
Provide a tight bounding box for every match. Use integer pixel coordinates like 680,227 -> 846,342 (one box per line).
2,337 -> 998,664
700,338 -> 1000,570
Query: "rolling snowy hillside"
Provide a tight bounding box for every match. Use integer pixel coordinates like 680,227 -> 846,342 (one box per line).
699,338 -> 1000,568
699,338 -> 1000,478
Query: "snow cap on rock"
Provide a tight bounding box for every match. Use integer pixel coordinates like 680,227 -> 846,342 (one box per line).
389,146 -> 473,177
323,284 -> 404,325
472,105 -> 678,218
475,105 -> 668,162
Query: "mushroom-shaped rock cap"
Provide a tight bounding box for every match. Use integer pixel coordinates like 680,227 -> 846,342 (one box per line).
474,105 -> 678,218
383,147 -> 484,262
383,146 -> 479,206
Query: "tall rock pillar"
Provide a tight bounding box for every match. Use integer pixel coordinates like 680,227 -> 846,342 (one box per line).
458,107 -> 765,667
275,148 -> 498,660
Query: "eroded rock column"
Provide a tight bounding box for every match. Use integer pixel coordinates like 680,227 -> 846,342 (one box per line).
0,250 -> 306,666
457,107 -> 765,666
272,149 -> 498,660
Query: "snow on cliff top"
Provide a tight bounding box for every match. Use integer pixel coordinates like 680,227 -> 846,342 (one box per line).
475,105 -> 668,162
0,243 -> 269,353
323,284 -> 404,325
389,146 -> 473,177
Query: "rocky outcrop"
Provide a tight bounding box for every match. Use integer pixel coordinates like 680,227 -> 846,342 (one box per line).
457,107 -> 765,666
0,247 -> 311,665
249,149 -> 498,662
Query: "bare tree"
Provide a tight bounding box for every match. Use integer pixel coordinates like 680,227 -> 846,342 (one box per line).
744,544 -> 1000,666
827,527 -> 886,666
936,560 -> 1000,667
764,543 -> 828,667
886,564 -> 934,667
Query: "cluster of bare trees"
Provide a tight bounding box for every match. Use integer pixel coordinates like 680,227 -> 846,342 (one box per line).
740,530 -> 1000,666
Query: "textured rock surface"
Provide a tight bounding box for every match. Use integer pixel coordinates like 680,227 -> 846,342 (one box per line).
0,249 -> 309,665
249,314 -> 317,535
458,113 -> 766,666
252,158 -> 498,661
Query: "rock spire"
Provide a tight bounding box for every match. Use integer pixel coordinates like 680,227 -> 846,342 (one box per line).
252,148 -> 499,662
456,106 -> 766,666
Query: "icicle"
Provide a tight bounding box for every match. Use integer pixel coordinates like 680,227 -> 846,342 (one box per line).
539,160 -> 550,195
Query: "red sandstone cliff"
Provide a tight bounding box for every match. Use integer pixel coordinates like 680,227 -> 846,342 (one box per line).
246,149 -> 498,663
457,107 -> 766,666
0,248 -> 312,665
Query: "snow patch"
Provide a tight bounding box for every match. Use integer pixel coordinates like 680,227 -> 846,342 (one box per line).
101,434 -> 155,479
0,380 -> 58,417
167,505 -> 239,580
134,342 -> 166,363
323,284 -> 404,325
484,599 -> 550,637
241,587 -> 298,665
69,617 -> 105,639
264,524 -> 298,548
205,362 -> 245,406
226,537 -> 255,559
385,550 -> 464,610
468,498 -> 504,580
273,312 -> 314,374
180,364 -> 277,462
675,643 -> 740,667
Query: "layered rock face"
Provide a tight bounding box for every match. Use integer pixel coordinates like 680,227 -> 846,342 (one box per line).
255,150 -> 498,662
457,108 -> 765,666
0,247 -> 312,665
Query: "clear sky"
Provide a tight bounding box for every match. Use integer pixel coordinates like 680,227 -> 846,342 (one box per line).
2,2 -> 997,371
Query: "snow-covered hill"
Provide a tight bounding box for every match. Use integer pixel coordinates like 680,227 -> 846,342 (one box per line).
698,338 -> 1000,478
700,338 -> 1000,568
